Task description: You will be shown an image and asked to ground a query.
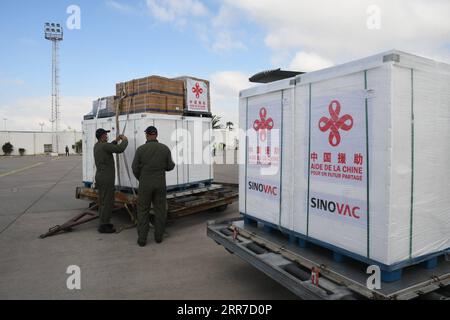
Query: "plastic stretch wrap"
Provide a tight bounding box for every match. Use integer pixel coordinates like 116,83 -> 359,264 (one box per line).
240,50 -> 450,266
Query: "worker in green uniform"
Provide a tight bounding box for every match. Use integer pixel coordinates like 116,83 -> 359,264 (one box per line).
94,128 -> 128,233
132,126 -> 175,247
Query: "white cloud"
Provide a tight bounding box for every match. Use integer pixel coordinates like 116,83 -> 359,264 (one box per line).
223,0 -> 450,64
210,71 -> 252,126
207,4 -> 250,53
146,1 -> 246,53
289,52 -> 334,72
212,5 -> 237,28
146,0 -> 209,23
211,31 -> 247,53
0,96 -> 93,132
105,0 -> 137,14
205,0 -> 450,126
210,71 -> 250,100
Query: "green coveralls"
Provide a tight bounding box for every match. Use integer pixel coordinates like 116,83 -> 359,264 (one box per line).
132,140 -> 175,242
94,139 -> 128,225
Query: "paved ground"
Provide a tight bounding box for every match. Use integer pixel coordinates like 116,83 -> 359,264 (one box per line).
0,155 -> 296,300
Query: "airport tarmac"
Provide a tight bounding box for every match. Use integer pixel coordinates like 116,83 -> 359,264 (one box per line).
0,155 -> 296,299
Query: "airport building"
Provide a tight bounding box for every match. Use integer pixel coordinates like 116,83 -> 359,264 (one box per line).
0,130 -> 82,156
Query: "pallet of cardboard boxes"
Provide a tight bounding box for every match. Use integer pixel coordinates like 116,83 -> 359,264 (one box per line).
84,75 -> 211,119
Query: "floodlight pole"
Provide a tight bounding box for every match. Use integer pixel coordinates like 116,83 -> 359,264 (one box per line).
44,23 -> 63,154
51,39 -> 60,152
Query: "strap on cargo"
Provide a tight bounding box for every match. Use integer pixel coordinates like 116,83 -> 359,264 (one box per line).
175,121 -> 179,185
121,97 -> 137,198
91,98 -> 103,189
209,120 -> 212,182
277,90 -> 284,231
95,98 -> 102,119
115,94 -> 122,187
121,156 -> 136,197
306,83 -> 312,236
245,98 -> 249,215
364,70 -> 371,259
409,69 -> 415,259
116,90 -> 137,198
186,121 -> 190,183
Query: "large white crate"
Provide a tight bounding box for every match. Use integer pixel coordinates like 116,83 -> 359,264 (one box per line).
82,113 -> 213,189
239,50 -> 450,267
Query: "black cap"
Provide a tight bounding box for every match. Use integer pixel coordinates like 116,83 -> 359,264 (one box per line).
144,126 -> 158,135
96,128 -> 110,139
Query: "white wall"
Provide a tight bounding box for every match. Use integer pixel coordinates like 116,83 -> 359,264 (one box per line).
0,131 -> 82,155
212,128 -> 239,150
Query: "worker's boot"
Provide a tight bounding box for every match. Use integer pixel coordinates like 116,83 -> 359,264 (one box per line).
137,239 -> 146,247
154,233 -> 163,244
98,224 -> 116,234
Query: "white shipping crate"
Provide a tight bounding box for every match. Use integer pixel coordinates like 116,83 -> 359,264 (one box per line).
239,50 -> 450,268
82,113 -> 213,189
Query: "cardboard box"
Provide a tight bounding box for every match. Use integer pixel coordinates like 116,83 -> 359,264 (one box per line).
166,96 -> 184,114
117,76 -> 184,96
116,93 -> 169,115
116,81 -> 136,96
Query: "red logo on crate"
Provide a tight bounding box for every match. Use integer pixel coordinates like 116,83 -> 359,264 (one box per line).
253,107 -> 274,142
192,82 -> 204,99
318,100 -> 353,147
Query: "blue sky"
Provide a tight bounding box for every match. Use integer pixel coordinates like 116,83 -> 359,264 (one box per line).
1,0 -> 449,131
0,0 -> 266,130
0,1 -> 264,98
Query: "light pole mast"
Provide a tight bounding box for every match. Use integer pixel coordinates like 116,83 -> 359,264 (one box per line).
44,22 -> 63,153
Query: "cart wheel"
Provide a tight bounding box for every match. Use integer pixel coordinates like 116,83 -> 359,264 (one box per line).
215,204 -> 228,212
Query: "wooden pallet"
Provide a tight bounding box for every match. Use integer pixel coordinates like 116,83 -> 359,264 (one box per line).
39,184 -> 238,238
